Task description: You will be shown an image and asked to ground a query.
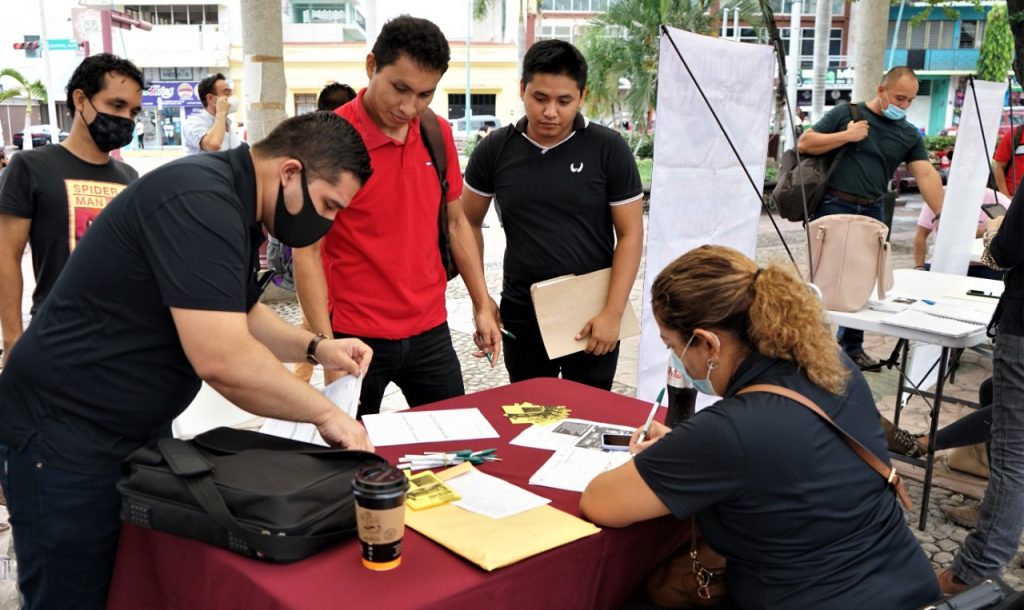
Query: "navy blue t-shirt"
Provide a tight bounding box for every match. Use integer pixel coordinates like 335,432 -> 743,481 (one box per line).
0,145 -> 264,474
634,351 -> 940,609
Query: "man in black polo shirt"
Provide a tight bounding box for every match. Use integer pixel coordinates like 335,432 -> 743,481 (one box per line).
463,40 -> 644,389
0,111 -> 373,609
798,66 -> 944,371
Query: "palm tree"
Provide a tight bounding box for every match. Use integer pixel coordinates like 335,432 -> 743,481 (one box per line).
0,68 -> 48,137
578,0 -> 764,135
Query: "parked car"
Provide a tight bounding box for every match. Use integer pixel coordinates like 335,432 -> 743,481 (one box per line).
449,114 -> 502,147
13,125 -> 69,149
998,109 -> 1024,140
889,163 -> 917,193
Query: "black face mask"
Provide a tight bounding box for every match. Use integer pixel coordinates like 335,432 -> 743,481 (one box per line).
85,98 -> 135,152
273,167 -> 335,248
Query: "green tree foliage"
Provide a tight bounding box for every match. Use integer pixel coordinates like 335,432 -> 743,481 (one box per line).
977,3 -> 1014,82
578,0 -> 762,133
0,68 -> 48,130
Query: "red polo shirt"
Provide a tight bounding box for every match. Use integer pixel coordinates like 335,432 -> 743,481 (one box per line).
994,126 -> 1024,196
325,90 -> 463,339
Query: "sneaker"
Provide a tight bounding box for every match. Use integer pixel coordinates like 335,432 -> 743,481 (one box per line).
936,568 -> 971,596
944,502 -> 980,529
850,351 -> 882,372
880,416 -> 927,458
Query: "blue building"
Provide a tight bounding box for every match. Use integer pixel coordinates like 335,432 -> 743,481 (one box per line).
886,2 -> 1001,135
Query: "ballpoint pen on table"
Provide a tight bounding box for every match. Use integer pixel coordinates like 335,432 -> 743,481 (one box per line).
398,449 -> 501,470
638,388 -> 666,444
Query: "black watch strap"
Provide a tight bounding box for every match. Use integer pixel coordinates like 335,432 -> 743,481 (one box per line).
306,334 -> 328,365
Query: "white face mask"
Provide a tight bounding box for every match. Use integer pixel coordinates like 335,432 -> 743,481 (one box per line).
227,96 -> 239,114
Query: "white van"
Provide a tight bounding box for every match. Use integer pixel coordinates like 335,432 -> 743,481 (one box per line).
449,115 -> 502,146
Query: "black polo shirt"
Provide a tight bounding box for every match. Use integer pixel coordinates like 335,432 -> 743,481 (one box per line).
0,145 -> 264,474
464,114 -> 643,304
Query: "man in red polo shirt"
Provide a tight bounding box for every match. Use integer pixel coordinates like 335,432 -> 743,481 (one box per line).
994,124 -> 1024,197
294,15 -> 500,416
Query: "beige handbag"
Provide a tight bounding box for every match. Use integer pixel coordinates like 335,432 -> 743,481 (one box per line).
809,214 -> 894,312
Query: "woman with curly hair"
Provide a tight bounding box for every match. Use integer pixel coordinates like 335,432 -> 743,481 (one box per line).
581,245 -> 939,609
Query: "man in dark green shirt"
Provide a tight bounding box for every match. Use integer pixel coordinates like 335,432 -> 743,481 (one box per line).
798,66 -> 944,370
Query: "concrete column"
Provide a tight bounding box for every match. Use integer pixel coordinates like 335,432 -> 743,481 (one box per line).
241,0 -> 287,144
849,0 -> 889,103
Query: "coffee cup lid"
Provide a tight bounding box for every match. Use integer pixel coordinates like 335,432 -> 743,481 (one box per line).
353,464 -> 408,493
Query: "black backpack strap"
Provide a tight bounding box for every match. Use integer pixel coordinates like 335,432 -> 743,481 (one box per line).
157,437 -> 347,561
823,103 -> 860,183
419,108 -> 458,281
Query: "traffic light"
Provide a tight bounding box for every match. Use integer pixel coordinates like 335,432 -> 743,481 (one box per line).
12,41 -> 40,50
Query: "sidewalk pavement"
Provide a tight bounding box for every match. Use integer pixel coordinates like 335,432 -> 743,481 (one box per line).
0,156 -> 1018,604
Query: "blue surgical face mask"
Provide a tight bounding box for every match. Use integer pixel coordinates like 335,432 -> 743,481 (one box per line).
882,93 -> 906,121
671,333 -> 719,396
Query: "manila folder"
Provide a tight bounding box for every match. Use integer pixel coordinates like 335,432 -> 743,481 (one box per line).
530,268 -> 641,360
404,464 -> 600,571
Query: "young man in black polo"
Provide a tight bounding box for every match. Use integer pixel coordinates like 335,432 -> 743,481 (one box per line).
462,39 -> 644,389
0,112 -> 375,609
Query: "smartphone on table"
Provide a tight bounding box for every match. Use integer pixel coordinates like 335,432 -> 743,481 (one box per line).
600,433 -> 632,452
982,203 -> 1006,219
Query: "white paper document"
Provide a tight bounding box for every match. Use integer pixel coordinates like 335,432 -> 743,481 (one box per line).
509,418 -> 635,452
867,293 -> 922,313
529,446 -> 633,493
909,302 -> 992,326
362,408 -> 500,447
445,468 -> 551,519
259,375 -> 363,446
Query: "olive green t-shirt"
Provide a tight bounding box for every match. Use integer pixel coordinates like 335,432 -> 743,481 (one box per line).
811,103 -> 928,199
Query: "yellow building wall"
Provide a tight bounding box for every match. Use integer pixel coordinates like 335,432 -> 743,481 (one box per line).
227,41 -> 521,126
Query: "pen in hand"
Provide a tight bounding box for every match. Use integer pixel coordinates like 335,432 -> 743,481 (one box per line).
638,387 -> 666,444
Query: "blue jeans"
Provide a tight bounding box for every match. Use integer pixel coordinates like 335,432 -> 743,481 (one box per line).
952,334 -> 1024,582
0,439 -> 124,610
500,299 -> 619,390
812,193 -> 885,355
334,322 -> 464,417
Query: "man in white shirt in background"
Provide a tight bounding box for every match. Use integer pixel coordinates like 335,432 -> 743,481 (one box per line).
183,72 -> 241,155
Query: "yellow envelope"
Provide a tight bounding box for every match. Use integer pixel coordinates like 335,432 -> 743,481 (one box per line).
404,463 -> 601,571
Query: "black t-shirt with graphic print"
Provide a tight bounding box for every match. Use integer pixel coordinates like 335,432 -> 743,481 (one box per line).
0,144 -> 138,314
464,114 -> 643,304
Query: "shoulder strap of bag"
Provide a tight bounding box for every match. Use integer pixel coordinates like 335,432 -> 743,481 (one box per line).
823,103 -> 860,181
419,108 -> 449,202
736,383 -> 912,510
157,438 -> 346,559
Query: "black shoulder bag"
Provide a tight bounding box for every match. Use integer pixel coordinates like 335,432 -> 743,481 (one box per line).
772,103 -> 864,222
118,426 -> 386,563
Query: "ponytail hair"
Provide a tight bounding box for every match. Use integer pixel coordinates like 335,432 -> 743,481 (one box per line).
651,245 -> 848,394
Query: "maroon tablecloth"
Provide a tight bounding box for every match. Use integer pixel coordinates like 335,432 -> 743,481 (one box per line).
106,378 -> 689,610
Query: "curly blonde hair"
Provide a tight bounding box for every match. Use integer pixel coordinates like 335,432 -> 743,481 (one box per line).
651,245 -> 848,394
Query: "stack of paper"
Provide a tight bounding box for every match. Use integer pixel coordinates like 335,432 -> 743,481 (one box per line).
362,408 -> 500,446
529,446 -> 632,493
881,309 -> 985,338
259,375 -> 362,446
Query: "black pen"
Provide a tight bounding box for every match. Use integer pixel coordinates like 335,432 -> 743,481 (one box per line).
967,289 -> 999,299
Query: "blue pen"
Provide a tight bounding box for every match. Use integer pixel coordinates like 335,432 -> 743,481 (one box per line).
922,299 -> 936,305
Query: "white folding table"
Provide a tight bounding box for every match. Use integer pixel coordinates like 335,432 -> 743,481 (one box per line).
826,269 -> 1001,529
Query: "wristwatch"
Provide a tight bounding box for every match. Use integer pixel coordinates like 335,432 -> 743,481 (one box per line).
306,334 -> 328,365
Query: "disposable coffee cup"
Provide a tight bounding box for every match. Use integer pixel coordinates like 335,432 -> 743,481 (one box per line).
352,464 -> 409,571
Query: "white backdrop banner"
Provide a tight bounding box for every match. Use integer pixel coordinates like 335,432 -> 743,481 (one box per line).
636,28 -> 775,402
907,78 -> 1004,392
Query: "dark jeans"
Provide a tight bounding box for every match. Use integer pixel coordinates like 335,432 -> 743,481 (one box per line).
500,299 -> 619,390
334,322 -> 464,417
0,439 -> 123,610
812,193 -> 885,355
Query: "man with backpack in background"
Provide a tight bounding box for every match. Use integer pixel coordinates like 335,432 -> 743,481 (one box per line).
293,15 -> 501,417
798,66 -> 944,371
